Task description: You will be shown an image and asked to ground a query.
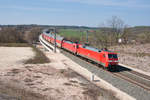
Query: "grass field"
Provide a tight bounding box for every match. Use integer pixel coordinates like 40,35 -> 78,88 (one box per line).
59,29 -> 97,43
59,29 -> 87,40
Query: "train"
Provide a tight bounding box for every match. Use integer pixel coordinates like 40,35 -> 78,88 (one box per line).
41,29 -> 119,70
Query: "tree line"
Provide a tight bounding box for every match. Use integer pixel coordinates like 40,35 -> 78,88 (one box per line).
0,16 -> 150,47
0,27 -> 42,44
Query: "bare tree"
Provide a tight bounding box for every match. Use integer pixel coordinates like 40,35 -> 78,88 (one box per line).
96,16 -> 127,46
107,16 -> 125,42
90,31 -> 109,48
89,16 -> 128,48
24,27 -> 42,44
121,25 -> 131,44
0,27 -> 24,43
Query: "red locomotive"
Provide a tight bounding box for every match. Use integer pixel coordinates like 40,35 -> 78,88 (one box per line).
42,30 -> 119,70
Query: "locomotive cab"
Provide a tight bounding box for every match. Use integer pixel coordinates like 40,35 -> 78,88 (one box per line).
107,53 -> 119,70
101,51 -> 119,70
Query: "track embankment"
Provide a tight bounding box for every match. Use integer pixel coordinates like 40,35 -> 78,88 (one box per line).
39,35 -> 138,100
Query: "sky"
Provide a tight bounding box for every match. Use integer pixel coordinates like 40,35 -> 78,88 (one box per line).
0,0 -> 150,27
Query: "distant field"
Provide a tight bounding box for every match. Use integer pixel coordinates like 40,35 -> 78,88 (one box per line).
59,29 -> 86,39
58,29 -> 98,43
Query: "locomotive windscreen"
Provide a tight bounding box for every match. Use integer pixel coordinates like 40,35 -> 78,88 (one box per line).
108,54 -> 118,58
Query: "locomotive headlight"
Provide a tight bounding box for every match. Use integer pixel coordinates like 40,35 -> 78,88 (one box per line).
109,60 -> 118,62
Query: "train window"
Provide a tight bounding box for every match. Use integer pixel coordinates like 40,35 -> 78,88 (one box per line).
108,54 -> 112,58
82,45 -> 86,48
113,54 -> 118,58
98,50 -> 101,52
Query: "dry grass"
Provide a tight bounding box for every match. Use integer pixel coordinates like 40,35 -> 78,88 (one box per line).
82,86 -> 117,100
0,65 -> 119,100
128,52 -> 150,57
62,69 -> 119,100
0,82 -> 54,100
118,50 -> 150,57
62,68 -> 80,78
0,43 -> 29,47
25,46 -> 50,64
82,88 -> 101,100
69,80 -> 78,83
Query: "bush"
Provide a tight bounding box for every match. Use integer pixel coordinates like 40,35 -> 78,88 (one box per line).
0,27 -> 25,43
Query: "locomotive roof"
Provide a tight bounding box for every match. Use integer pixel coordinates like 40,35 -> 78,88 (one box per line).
82,45 -> 114,53
83,45 -> 101,52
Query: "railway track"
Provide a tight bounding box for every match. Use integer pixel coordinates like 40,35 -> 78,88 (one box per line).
39,35 -> 150,92
112,71 -> 150,91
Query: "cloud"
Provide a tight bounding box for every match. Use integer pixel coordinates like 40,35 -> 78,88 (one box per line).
61,0 -> 150,8
0,5 -> 64,12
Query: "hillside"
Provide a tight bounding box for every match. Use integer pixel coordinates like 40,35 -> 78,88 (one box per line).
129,26 -> 150,34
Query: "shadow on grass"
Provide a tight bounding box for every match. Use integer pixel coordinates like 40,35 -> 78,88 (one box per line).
25,45 -> 50,64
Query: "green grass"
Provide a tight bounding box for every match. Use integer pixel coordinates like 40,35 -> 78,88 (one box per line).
59,29 -> 86,39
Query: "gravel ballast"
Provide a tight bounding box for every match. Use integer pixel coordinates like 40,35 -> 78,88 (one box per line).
61,50 -> 150,100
